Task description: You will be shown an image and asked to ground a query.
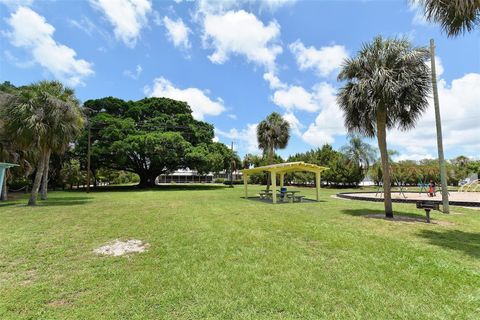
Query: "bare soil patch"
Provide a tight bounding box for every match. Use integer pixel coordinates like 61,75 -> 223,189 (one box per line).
93,239 -> 149,257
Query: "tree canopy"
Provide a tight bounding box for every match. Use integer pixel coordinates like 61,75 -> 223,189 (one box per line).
80,97 -> 236,187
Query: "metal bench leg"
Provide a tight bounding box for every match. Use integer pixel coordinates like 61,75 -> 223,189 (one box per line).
425,209 -> 431,223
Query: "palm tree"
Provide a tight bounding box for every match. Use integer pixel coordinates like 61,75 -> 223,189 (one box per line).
337,36 -> 431,217
416,0 -> 480,37
257,112 -> 290,190
340,135 -> 377,173
1,81 -> 84,205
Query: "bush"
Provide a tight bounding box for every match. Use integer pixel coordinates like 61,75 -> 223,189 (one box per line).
214,178 -> 225,183
223,179 -> 243,185
8,178 -> 30,191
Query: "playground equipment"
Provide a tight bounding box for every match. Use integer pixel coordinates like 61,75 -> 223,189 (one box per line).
0,163 -> 18,196
459,179 -> 480,192
375,178 -> 407,199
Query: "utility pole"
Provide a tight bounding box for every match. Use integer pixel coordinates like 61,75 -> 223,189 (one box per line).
86,122 -> 91,193
229,141 -> 234,188
430,39 -> 449,213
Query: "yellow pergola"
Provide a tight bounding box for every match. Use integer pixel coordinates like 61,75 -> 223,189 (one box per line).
240,161 -> 329,203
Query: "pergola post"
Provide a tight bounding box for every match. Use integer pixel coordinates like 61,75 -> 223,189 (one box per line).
315,172 -> 320,201
271,171 -> 277,204
243,174 -> 248,199
279,172 -> 285,188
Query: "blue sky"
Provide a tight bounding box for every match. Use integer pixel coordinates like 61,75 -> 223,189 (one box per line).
1,0 -> 479,161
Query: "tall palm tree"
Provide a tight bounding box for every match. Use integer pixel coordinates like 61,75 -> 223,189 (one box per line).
341,135 -> 377,173
337,36 -> 431,217
416,0 -> 480,37
257,112 -> 290,190
1,81 -> 84,205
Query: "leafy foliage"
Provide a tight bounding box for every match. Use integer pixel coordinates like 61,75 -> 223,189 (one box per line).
418,0 -> 480,37
79,97 -> 236,187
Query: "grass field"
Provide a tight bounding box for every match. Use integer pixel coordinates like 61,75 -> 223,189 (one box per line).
0,185 -> 479,319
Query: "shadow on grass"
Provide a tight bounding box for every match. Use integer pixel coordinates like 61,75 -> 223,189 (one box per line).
341,208 -> 437,224
341,208 -> 422,218
417,229 -> 480,258
36,196 -> 94,207
245,196 -> 325,205
0,202 -> 19,208
69,184 -> 228,193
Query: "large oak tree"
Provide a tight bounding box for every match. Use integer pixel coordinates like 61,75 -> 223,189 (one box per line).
80,97 -> 235,187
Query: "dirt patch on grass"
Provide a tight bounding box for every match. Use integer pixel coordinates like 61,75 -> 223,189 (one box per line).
93,239 -> 149,257
364,214 -> 453,226
47,299 -> 71,308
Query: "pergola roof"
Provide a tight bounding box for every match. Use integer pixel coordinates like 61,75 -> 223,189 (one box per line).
0,162 -> 18,169
241,161 -> 328,175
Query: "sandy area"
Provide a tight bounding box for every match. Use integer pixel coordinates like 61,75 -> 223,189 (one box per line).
345,191 -> 480,203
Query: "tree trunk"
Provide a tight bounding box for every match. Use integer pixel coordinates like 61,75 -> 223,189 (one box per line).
40,150 -> 51,200
376,111 -> 393,218
138,173 -> 157,188
265,146 -> 274,191
28,154 -> 46,206
1,176 -> 7,201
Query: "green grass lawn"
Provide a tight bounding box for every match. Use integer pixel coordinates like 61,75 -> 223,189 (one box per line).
1,185 -> 479,319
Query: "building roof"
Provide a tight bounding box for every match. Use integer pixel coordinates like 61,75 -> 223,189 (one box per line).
240,161 -> 328,175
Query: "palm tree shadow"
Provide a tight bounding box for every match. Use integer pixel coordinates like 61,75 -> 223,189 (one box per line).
341,208 -> 427,220
417,229 -> 480,258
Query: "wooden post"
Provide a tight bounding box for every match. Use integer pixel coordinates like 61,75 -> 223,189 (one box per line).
315,172 -> 320,201
279,173 -> 284,188
243,174 -> 248,199
271,171 -> 277,204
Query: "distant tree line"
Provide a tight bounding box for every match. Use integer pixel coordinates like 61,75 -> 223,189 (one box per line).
0,81 -> 238,205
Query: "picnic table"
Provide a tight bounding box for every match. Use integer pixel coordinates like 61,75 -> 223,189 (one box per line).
281,191 -> 305,203
258,189 -> 305,203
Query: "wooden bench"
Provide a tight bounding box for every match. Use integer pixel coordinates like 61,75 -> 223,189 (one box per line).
416,201 -> 440,223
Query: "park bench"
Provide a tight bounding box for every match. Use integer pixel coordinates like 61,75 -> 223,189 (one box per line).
416,201 -> 440,223
287,194 -> 305,203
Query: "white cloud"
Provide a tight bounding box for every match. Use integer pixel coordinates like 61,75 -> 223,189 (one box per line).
428,55 -> 444,77
89,0 -> 152,48
301,83 -> 346,146
145,77 -> 225,120
6,7 -> 94,86
272,85 -> 318,112
163,16 -> 191,49
395,153 -> 434,162
3,49 -> 35,68
202,10 -> 282,71
67,16 -> 112,44
409,0 -> 429,26
215,123 -> 260,154
289,40 -> 348,77
196,0 -> 296,14
263,71 -> 286,89
388,73 -> 480,156
283,112 -> 303,136
123,64 -> 142,80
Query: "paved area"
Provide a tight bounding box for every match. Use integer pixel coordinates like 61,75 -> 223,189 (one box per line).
337,191 -> 480,207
